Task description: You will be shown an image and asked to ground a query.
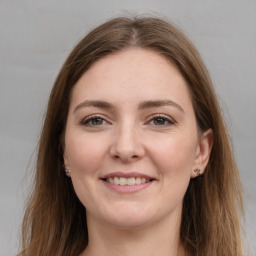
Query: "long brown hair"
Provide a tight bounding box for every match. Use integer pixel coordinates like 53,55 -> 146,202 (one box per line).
18,16 -> 244,256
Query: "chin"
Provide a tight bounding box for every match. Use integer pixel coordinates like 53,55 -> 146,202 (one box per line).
104,215 -> 153,230
95,203 -> 158,229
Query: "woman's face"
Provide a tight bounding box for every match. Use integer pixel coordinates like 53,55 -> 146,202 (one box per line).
64,48 -> 212,229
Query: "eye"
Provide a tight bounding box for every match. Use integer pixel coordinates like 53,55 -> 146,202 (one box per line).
81,115 -> 108,126
148,115 -> 175,126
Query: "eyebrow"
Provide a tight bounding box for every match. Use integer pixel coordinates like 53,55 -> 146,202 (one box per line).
73,100 -> 113,113
138,100 -> 184,112
73,99 -> 184,113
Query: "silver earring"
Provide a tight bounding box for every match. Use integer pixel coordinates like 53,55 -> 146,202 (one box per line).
65,169 -> 71,175
194,168 -> 201,176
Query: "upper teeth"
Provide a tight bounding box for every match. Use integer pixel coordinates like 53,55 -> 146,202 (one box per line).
107,177 -> 150,185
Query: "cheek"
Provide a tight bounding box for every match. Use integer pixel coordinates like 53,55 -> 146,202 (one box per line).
65,133 -> 109,175
65,133 -> 110,209
147,132 -> 197,177
147,134 -> 196,209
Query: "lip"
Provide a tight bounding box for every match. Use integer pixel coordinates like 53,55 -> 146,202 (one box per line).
102,180 -> 154,193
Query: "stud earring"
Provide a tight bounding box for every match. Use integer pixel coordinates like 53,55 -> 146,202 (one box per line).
65,169 -> 71,175
194,168 -> 201,176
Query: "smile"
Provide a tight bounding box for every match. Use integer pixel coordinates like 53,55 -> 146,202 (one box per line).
106,177 -> 151,186
101,172 -> 156,193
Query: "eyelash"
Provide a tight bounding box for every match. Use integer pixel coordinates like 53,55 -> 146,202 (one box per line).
80,114 -> 175,127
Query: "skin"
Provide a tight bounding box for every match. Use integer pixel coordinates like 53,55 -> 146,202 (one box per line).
63,48 -> 213,256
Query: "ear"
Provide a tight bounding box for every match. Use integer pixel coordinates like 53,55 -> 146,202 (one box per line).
191,129 -> 213,178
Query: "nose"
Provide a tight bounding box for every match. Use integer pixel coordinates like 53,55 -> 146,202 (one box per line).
109,124 -> 145,162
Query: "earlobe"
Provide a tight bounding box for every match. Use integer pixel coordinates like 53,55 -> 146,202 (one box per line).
63,152 -> 69,167
192,129 -> 213,178
64,169 -> 71,176
63,146 -> 71,177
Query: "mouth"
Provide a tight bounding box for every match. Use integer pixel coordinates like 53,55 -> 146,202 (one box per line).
100,172 -> 156,189
102,176 -> 154,186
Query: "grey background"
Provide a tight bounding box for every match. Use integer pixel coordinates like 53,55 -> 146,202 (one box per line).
0,0 -> 255,255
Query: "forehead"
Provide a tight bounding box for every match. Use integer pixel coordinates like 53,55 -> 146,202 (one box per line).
70,48 -> 192,110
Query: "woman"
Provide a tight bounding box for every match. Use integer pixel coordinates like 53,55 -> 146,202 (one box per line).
18,16 -> 244,256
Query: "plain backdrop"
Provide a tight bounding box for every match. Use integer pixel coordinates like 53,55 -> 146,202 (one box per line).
0,0 -> 255,255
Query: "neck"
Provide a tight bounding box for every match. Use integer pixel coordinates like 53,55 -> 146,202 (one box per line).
81,211 -> 186,256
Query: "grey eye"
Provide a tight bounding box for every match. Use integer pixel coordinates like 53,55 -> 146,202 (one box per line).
90,117 -> 104,125
150,116 -> 174,126
153,117 -> 167,125
82,116 -> 106,126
